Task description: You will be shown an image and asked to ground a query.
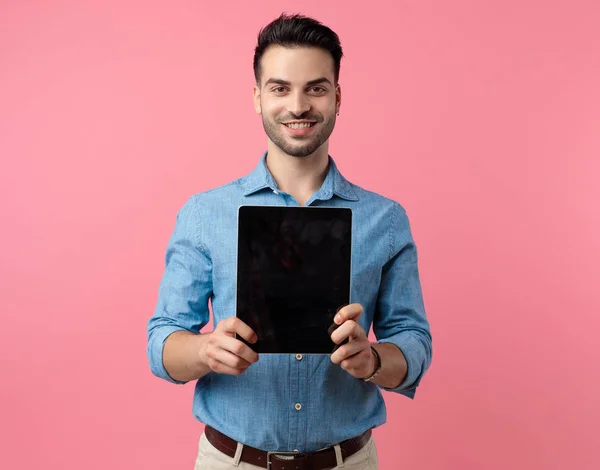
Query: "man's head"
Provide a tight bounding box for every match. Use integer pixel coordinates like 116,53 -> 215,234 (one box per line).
253,14 -> 343,158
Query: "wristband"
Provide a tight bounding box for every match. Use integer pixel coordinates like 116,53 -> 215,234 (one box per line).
362,345 -> 382,382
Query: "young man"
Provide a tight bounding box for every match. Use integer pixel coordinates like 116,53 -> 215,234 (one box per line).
147,13 -> 432,470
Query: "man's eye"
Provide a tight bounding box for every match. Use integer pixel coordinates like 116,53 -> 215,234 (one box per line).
273,87 -> 286,93
310,87 -> 326,93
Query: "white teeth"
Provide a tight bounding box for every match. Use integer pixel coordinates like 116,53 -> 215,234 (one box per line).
286,122 -> 313,129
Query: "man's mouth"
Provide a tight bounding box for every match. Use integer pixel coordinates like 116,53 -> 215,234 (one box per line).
282,122 -> 317,129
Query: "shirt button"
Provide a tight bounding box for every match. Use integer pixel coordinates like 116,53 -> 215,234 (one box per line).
273,190 -> 278,194
296,354 -> 303,361
295,403 -> 302,411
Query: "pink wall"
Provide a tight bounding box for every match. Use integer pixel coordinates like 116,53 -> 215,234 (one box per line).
1,1 -> 598,469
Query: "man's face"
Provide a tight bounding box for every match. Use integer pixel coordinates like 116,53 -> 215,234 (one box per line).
254,46 -> 341,158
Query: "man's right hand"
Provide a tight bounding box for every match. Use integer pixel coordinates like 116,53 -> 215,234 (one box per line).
200,317 -> 259,376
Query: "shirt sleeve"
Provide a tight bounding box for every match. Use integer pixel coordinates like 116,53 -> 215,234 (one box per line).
146,195 -> 212,384
373,203 -> 433,399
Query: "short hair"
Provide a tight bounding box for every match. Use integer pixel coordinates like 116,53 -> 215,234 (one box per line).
253,13 -> 344,85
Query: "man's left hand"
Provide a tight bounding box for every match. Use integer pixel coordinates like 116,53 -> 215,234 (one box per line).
329,303 -> 377,379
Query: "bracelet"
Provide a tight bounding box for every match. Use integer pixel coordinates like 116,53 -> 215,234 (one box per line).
362,345 -> 382,382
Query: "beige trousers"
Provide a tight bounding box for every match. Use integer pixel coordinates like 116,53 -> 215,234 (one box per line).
194,432 -> 379,470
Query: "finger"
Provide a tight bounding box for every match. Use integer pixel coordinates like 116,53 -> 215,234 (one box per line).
208,347 -> 253,371
330,320 -> 366,345
207,354 -> 250,376
340,347 -> 373,376
334,303 -> 363,324
330,340 -> 366,364
218,317 -> 258,343
217,335 -> 259,364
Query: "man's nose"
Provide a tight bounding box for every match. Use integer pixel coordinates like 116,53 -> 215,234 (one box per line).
287,91 -> 311,116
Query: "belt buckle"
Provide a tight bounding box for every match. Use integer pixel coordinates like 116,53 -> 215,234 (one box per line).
266,450 -> 300,469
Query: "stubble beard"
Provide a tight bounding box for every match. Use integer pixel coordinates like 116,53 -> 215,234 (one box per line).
262,112 -> 337,158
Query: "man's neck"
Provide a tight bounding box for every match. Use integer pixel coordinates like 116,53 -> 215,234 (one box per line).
265,143 -> 330,205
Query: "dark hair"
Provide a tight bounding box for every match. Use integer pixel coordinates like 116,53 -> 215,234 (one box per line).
253,13 -> 344,85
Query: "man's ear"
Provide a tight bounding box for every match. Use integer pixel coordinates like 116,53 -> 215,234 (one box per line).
253,84 -> 262,115
336,83 -> 342,115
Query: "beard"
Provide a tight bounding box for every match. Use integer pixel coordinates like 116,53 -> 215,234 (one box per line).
261,111 -> 336,158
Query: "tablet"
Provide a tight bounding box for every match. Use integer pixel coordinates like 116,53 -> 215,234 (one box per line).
236,205 -> 352,354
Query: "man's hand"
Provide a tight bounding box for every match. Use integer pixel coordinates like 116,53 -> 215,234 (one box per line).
200,317 -> 259,376
329,304 -> 377,380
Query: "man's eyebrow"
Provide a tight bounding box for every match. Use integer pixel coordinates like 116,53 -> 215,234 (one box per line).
306,77 -> 333,87
263,77 -> 333,87
264,78 -> 291,87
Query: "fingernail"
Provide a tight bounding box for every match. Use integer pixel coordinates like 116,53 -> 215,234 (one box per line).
334,315 -> 341,324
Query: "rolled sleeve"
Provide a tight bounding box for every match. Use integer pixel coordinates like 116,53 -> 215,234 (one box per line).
147,325 -> 190,384
373,203 -> 432,398
377,332 -> 430,398
147,195 -> 212,384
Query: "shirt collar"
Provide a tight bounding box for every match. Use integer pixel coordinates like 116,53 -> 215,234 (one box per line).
241,152 -> 359,201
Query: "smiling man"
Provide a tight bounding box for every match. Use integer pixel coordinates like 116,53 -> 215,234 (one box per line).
147,13 -> 432,470
256,49 -> 338,162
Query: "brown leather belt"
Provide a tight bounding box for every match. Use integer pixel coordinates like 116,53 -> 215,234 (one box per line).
204,425 -> 372,470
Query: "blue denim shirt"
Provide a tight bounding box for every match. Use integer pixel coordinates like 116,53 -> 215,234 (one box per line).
147,153 -> 432,453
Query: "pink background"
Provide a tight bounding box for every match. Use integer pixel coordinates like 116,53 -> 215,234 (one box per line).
1,1 -> 599,469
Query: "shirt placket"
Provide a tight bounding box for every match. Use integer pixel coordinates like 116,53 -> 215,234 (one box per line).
288,352 -> 307,452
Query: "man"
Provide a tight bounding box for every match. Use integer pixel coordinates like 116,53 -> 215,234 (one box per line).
147,13 -> 432,470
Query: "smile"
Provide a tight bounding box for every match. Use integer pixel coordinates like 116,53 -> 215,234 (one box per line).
283,122 -> 316,129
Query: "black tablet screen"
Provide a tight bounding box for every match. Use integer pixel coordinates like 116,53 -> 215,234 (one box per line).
236,206 -> 352,354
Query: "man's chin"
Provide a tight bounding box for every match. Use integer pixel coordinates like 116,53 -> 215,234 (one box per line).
283,145 -> 319,158
282,137 -> 326,157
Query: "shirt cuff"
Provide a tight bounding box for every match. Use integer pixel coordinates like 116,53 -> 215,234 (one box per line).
147,326 -> 189,384
377,332 -> 427,398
